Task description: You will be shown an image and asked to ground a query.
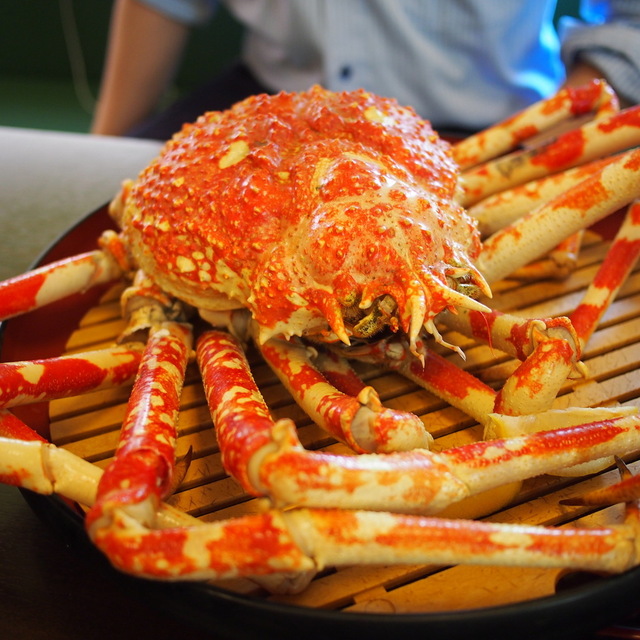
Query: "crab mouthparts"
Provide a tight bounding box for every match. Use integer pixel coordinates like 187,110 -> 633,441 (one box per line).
329,279 -> 491,359
340,294 -> 400,340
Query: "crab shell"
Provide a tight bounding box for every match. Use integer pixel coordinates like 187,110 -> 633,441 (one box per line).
110,86 -> 488,347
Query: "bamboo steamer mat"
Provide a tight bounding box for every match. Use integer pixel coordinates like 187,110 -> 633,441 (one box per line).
48,229 -> 640,615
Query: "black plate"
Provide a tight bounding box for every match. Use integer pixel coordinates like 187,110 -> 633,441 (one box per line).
3,205 -> 640,640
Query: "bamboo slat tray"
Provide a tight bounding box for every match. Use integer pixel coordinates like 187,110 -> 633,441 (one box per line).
4,205 -> 640,639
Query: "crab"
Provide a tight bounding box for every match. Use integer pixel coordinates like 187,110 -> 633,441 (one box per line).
3,83 -> 640,592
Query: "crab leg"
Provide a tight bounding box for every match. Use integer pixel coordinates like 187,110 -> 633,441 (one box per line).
453,79 -> 619,171
196,330 -> 640,515
85,321 -> 192,539
0,410 -> 101,506
0,249 -> 122,321
435,309 -> 583,416
468,156 -> 620,236
570,201 -> 640,347
5,419 -> 639,580
478,148 -> 640,284
562,458 -> 640,508
4,390 -> 640,581
312,349 -> 370,397
458,101 -> 640,206
85,503 -> 640,581
0,345 -> 143,409
507,231 -> 584,281
257,333 -> 431,453
350,336 -> 497,424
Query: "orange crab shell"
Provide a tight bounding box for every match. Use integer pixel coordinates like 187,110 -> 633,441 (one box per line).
111,86 -> 485,344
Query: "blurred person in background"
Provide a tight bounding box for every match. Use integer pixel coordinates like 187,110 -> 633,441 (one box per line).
91,0 -> 640,140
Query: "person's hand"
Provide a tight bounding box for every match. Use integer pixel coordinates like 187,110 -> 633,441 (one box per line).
563,59 -> 630,108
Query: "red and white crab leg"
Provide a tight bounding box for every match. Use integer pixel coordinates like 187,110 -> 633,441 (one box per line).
562,458 -> 640,508
570,200 -> 640,348
478,148 -> 640,285
466,202 -> 640,416
196,330 -> 640,515
0,409 -> 101,506
508,231 -> 585,281
4,391 -> 640,581
311,348 -> 371,398
453,79 -> 619,171
0,249 -> 121,321
468,156 -> 620,236
0,345 -> 143,409
257,334 -> 431,453
351,336 -> 497,425
457,100 -> 640,206
460,105 -> 640,207
436,310 -> 583,417
85,321 -> 192,541
82,502 -> 640,582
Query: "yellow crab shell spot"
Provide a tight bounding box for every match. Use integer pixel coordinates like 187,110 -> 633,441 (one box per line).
218,140 -> 251,169
176,256 -> 197,273
364,106 -> 390,124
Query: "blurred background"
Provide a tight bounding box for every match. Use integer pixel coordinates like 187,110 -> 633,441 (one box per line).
0,0 -> 582,134
0,0 -> 243,133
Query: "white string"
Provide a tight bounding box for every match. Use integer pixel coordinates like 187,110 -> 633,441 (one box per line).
58,0 -> 97,114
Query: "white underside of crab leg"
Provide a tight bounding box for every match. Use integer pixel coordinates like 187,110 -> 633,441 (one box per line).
0,436 -> 101,507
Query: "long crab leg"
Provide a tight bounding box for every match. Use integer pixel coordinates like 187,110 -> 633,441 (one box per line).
0,250 -> 121,321
196,330 -> 640,515
0,409 -> 313,594
478,148 -> 640,284
84,503 -> 640,581
453,79 -> 619,171
0,345 -> 143,409
468,156 -> 620,236
348,336 -> 497,425
457,100 -> 640,206
6,419 -> 639,580
570,201 -> 640,348
257,333 -> 431,453
85,321 -> 192,540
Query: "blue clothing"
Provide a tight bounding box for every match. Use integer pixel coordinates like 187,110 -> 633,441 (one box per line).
138,0 -> 640,131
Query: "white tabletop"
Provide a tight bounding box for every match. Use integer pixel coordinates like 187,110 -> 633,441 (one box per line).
0,127 -> 162,280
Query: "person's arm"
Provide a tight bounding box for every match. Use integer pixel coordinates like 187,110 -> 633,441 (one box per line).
91,0 -> 190,136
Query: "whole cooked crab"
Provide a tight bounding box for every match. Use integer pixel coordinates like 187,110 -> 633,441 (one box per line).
3,83 -> 640,590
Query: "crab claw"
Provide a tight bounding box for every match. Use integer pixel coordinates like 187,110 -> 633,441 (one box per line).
561,457 -> 640,507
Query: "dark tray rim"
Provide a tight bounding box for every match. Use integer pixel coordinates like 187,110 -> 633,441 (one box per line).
2,204 -> 640,640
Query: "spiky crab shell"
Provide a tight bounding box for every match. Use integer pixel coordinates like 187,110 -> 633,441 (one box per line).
111,86 -> 486,346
